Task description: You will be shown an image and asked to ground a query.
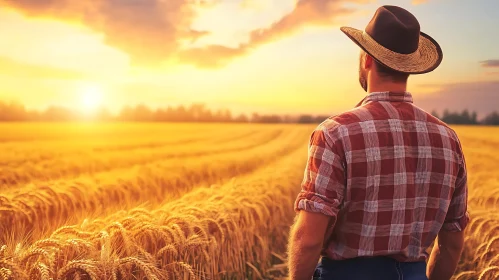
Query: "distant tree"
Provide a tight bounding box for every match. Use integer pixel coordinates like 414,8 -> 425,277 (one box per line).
250,113 -> 260,123
315,115 -> 329,123
296,114 -> 329,124
482,111 -> 499,125
298,115 -> 314,124
200,110 -> 214,122
443,109 -> 450,119
471,111 -> 478,124
282,115 -> 293,123
134,104 -> 154,121
213,109 -> 231,123
0,101 -> 28,121
2,98 -> 497,125
440,109 -> 478,125
188,103 -> 204,120
258,114 -> 282,123
26,110 -> 41,121
42,106 -> 74,121
153,108 -> 168,122
119,105 -> 134,121
234,114 -> 249,123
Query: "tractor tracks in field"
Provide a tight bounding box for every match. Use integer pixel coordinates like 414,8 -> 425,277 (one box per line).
0,128 -> 309,243
0,129 -> 260,170
0,129 -> 279,190
0,146 -> 308,279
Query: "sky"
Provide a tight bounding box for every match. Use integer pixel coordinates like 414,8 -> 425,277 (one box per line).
0,0 -> 498,117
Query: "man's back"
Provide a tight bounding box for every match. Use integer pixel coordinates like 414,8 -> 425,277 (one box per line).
287,6 -> 467,280
295,91 -> 469,262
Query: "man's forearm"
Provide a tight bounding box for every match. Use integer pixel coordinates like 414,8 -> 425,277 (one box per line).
287,229 -> 323,280
427,242 -> 463,280
287,211 -> 332,280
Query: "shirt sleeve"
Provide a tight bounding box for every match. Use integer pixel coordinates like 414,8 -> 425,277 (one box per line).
294,127 -> 346,217
442,142 -> 470,232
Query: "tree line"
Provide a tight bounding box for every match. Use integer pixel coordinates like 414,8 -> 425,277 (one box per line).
0,101 -> 498,125
431,110 -> 499,125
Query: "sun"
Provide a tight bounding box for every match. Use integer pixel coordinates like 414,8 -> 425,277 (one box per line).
80,85 -> 103,111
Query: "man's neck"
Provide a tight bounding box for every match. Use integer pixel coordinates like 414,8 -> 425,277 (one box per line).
367,75 -> 408,93
368,83 -> 407,94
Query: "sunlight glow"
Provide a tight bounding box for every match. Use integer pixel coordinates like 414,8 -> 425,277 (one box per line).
80,85 -> 104,111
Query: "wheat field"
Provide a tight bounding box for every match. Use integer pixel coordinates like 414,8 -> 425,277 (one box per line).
0,123 -> 497,280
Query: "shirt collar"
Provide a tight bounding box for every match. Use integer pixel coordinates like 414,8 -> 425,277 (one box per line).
355,91 -> 413,107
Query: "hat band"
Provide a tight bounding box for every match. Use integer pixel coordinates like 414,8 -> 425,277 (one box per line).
362,31 -> 421,59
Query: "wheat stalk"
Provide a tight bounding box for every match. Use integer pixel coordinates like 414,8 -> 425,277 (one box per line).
57,260 -> 100,280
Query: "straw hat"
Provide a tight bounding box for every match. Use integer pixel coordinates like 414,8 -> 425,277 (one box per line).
341,5 -> 443,74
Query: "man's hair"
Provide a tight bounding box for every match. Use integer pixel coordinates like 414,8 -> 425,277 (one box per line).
374,61 -> 410,83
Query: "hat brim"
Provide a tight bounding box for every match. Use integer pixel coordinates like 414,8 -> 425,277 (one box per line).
340,26 -> 443,74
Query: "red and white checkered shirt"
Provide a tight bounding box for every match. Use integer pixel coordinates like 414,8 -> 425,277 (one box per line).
295,91 -> 469,262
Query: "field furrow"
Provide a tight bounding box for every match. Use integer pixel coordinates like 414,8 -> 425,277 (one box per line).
2,128 -> 287,194
0,123 -> 236,144
0,127 -> 310,243
0,128 -> 271,187
0,135 -> 308,280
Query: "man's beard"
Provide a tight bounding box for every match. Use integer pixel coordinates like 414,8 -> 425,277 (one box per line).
359,67 -> 368,92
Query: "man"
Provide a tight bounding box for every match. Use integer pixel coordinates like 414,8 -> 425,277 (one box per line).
288,5 -> 469,280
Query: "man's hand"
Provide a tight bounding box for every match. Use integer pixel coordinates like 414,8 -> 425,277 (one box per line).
427,230 -> 465,280
287,211 -> 332,280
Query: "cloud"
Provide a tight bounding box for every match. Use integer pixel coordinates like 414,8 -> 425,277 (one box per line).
415,81 -> 499,116
2,0 -> 365,68
2,0 -> 215,65
0,56 -> 88,79
411,0 -> 429,4
180,0 -> 366,67
239,0 -> 271,11
247,0 -> 358,46
178,45 -> 248,68
480,60 -> 499,68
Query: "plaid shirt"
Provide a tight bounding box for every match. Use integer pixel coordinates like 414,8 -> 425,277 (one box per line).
295,91 -> 469,262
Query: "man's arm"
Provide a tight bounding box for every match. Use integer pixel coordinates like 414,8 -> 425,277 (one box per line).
428,138 -> 469,280
427,230 -> 464,280
288,211 -> 331,280
289,126 -> 345,280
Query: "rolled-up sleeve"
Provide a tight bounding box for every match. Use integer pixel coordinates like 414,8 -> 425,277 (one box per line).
294,127 -> 345,217
442,144 -> 470,232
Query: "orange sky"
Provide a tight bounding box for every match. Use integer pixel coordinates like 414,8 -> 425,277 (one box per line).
0,0 -> 498,116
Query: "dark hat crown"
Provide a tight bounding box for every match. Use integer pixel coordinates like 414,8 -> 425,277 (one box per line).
365,5 -> 420,54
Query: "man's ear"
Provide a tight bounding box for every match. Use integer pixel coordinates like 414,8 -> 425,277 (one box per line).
364,54 -> 373,70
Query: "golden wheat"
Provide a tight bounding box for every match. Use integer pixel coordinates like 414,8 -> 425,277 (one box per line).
0,127 -> 308,244
449,126 -> 499,280
0,138 -> 306,278
1,127 -> 281,187
0,124 -> 498,279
